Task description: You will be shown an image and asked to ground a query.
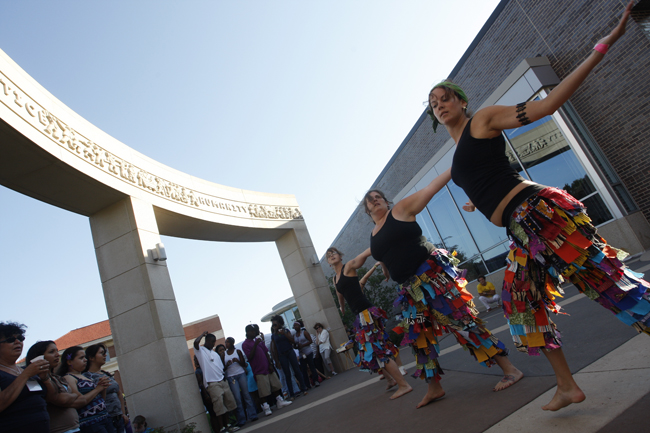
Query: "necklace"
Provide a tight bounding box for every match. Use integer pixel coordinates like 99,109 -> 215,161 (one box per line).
0,362 -> 22,375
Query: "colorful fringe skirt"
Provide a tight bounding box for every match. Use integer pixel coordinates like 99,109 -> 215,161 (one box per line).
353,306 -> 398,372
504,187 -> 650,355
393,249 -> 508,382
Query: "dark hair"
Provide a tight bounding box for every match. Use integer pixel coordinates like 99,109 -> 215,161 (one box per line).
245,324 -> 259,334
313,323 -> 324,330
84,343 -> 108,372
270,315 -> 284,326
362,190 -> 392,215
226,337 -> 235,344
326,247 -> 344,258
26,340 -> 56,366
0,322 -> 26,340
426,82 -> 472,121
204,333 -> 216,343
215,344 -> 226,353
477,274 -> 486,280
132,415 -> 147,428
56,346 -> 84,376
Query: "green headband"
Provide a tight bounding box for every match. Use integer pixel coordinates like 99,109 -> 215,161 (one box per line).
427,81 -> 468,133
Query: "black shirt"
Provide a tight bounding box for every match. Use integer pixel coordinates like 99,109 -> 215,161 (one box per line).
335,263 -> 373,315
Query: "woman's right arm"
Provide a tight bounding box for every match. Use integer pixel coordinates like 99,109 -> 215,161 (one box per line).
392,168 -> 452,221
0,361 -> 48,412
476,1 -> 633,136
64,375 -> 107,409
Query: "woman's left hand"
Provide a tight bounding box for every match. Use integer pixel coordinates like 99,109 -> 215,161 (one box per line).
462,201 -> 476,212
597,1 -> 633,47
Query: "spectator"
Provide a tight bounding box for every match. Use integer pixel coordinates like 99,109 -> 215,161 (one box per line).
85,344 -> 128,433
270,316 -> 308,400
131,415 -> 153,433
57,346 -> 113,433
26,340 -> 84,433
223,337 -> 258,427
292,321 -> 319,388
314,323 -> 337,376
241,324 -> 291,416
193,332 -> 238,433
193,356 -> 221,433
477,275 -> 501,312
0,322 -> 51,433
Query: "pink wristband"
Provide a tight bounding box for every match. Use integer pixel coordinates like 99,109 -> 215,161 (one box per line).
594,43 -> 609,55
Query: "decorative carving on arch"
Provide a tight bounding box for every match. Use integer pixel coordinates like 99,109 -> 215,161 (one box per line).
0,73 -> 302,221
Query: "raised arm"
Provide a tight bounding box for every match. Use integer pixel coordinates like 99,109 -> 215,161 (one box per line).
193,331 -> 208,350
359,262 -> 380,290
344,248 -> 372,274
476,1 -> 633,136
392,168 -> 452,221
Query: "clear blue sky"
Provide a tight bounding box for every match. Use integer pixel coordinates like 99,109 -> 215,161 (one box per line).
0,0 -> 500,354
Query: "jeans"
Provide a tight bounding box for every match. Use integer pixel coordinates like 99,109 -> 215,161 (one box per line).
278,352 -> 307,397
80,416 -> 116,433
299,352 -> 319,387
227,373 -> 258,425
111,414 -> 125,433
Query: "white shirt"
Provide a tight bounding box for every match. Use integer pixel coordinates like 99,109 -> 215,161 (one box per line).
318,329 -> 332,353
196,345 -> 225,388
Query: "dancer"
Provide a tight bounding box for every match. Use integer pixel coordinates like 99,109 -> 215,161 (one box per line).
326,247 -> 412,399
366,184 -> 523,409
426,1 -> 647,411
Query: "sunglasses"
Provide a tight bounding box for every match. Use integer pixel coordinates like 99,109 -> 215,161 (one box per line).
0,335 -> 25,344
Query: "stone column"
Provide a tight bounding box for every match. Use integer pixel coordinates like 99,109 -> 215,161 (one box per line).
275,221 -> 349,371
89,196 -> 208,431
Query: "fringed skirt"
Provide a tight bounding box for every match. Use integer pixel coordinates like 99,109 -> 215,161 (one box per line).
352,306 -> 398,371
504,187 -> 650,355
393,249 -> 509,382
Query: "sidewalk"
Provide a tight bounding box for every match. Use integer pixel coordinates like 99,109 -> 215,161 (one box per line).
237,251 -> 650,433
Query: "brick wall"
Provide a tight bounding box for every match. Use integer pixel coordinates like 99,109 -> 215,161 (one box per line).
322,0 -> 650,276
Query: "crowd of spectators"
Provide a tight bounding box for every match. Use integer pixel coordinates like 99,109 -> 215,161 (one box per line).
1,318 -> 340,433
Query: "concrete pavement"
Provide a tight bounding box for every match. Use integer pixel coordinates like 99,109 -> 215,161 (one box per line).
236,252 -> 650,433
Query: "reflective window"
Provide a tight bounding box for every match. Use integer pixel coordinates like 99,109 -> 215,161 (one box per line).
481,243 -> 510,273
426,189 -> 479,259
416,211 -> 443,249
458,255 -> 487,282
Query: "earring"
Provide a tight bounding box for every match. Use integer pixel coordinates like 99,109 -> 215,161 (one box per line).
462,106 -> 467,110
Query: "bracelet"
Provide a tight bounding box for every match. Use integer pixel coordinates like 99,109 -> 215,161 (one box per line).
593,43 -> 609,55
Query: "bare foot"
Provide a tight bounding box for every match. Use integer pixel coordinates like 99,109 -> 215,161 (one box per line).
493,370 -> 524,391
542,387 -> 586,411
386,378 -> 397,390
415,389 -> 445,408
389,384 -> 413,400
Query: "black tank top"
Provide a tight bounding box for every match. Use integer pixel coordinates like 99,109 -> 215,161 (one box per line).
370,211 -> 433,284
335,263 -> 373,315
451,118 -> 527,219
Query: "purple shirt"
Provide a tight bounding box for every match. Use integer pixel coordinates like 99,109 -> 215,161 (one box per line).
242,338 -> 270,376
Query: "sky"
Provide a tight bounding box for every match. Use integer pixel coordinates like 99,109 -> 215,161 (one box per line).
0,0 -> 501,356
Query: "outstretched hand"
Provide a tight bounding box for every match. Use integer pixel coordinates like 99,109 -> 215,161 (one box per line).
462,201 -> 476,212
597,1 -> 633,47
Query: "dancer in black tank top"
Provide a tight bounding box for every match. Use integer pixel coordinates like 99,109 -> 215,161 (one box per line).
425,2 -> 646,412
364,176 -> 523,409
326,247 -> 412,400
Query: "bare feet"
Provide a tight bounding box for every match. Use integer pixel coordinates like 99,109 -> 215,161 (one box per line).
493,370 -> 524,391
542,386 -> 586,411
389,384 -> 413,400
415,389 -> 445,408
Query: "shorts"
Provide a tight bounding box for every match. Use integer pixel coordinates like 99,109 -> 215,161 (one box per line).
255,372 -> 282,398
206,380 -> 237,416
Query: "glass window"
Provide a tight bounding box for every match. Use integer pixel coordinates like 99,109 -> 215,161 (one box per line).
416,211 -> 444,249
426,189 -> 479,259
481,242 -> 510,273
582,194 -> 613,226
504,113 -> 614,225
447,180 -> 509,251
458,255 -> 487,282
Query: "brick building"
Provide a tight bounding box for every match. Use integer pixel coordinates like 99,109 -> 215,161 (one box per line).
322,0 -> 650,299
